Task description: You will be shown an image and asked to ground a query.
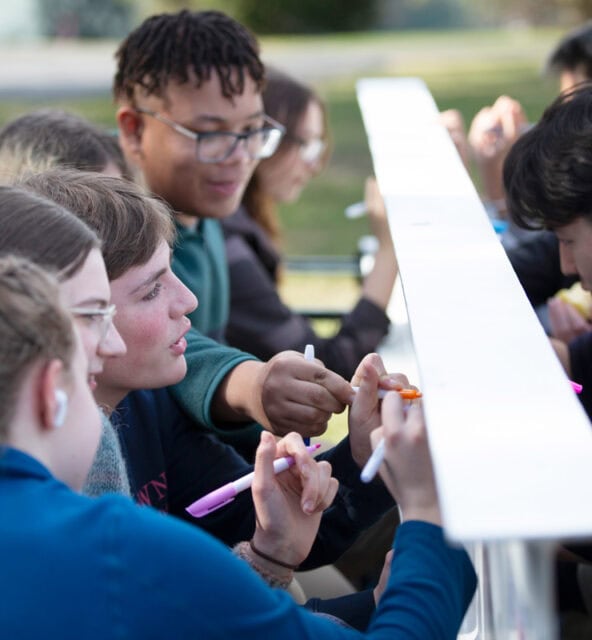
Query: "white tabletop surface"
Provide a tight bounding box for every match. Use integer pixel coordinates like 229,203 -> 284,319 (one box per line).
358,77 -> 592,542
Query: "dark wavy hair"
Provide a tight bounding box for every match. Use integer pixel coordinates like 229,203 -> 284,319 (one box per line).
504,83 -> 592,230
547,21 -> 592,80
113,9 -> 265,102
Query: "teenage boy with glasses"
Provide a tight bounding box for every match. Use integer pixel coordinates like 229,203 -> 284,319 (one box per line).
115,10 -> 283,341
113,9 -> 373,460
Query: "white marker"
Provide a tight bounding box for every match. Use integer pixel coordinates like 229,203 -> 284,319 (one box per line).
360,438 -> 385,483
344,201 -> 367,219
303,344 -> 315,444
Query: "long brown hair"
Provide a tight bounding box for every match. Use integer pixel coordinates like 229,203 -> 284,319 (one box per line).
243,68 -> 329,245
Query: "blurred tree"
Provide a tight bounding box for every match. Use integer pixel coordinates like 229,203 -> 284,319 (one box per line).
233,0 -> 379,33
38,0 -> 136,37
137,1 -> 238,19
380,0 -> 473,28
565,0 -> 592,18
476,0 -> 582,24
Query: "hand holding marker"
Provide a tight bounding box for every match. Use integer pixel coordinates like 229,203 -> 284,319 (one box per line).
186,443 -> 322,517
361,378 -> 584,484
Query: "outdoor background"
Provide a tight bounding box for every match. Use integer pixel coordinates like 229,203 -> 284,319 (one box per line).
0,2 -> 578,364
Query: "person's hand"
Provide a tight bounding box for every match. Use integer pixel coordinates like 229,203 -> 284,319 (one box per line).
372,392 -> 440,525
469,95 -> 527,163
373,549 -> 394,604
256,350 -> 354,438
468,95 -> 528,204
549,336 -> 572,375
348,353 -> 414,467
251,431 -> 338,568
548,297 -> 592,344
439,109 -> 470,170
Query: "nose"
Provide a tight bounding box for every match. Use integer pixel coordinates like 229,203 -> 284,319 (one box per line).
171,274 -> 198,317
559,243 -> 578,276
98,323 -> 127,358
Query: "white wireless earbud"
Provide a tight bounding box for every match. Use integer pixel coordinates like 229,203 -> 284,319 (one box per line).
53,389 -> 69,429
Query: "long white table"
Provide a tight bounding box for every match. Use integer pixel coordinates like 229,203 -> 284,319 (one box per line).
357,77 -> 592,639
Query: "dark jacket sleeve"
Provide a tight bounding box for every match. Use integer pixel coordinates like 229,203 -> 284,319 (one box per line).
225,234 -> 390,380
507,231 -> 577,307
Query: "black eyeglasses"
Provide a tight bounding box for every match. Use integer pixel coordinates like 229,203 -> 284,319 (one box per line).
136,107 -> 285,164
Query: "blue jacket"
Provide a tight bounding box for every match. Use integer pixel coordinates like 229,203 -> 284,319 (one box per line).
0,448 -> 476,640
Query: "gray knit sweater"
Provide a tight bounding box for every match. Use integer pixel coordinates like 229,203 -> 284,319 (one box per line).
82,411 -> 130,497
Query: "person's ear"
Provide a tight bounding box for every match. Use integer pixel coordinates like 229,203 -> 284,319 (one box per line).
116,105 -> 145,161
39,359 -> 68,431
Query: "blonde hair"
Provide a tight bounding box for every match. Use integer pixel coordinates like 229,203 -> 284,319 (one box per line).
0,256 -> 74,439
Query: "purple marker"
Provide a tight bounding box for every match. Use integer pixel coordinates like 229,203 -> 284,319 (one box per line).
186,443 -> 322,518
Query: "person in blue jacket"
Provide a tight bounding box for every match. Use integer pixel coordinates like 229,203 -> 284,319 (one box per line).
0,253 -> 476,639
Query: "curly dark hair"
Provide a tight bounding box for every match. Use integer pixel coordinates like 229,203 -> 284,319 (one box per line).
113,9 -> 265,102
504,83 -> 592,230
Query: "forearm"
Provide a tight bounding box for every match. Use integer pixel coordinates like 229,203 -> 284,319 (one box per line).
211,360 -> 268,428
362,244 -> 397,310
478,157 -> 506,205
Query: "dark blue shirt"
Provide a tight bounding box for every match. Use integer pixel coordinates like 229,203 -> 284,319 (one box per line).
0,448 -> 476,640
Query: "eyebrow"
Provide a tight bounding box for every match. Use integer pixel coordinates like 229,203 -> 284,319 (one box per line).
130,267 -> 167,295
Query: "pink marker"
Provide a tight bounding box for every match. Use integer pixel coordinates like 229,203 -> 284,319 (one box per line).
186,443 -> 322,518
571,380 -> 583,394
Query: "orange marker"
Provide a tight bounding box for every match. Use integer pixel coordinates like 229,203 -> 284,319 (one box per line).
351,386 -> 422,400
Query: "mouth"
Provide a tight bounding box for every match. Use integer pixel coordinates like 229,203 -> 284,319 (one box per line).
206,178 -> 242,197
88,374 -> 98,391
170,323 -> 191,356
